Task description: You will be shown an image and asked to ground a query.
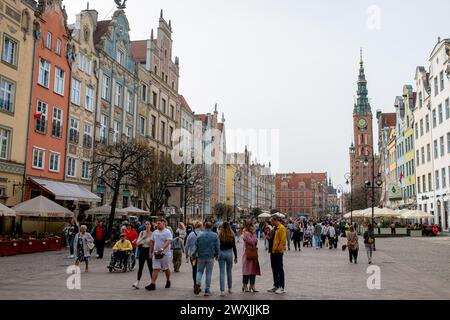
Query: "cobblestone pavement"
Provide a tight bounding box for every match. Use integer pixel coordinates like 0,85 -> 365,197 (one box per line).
1,236 -> 449,300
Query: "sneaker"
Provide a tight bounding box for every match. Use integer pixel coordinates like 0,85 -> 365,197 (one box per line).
68,255 -> 74,259
267,287 -> 278,293
165,281 -> 171,288
145,283 -> 156,291
275,288 -> 286,294
204,291 -> 211,297
220,291 -> 226,297
194,284 -> 201,295
132,281 -> 140,289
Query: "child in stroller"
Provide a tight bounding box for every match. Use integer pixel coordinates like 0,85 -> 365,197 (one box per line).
108,233 -> 134,272
303,229 -> 313,247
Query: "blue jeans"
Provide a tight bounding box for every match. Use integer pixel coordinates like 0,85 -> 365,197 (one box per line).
315,235 -> 321,248
218,249 -> 233,291
196,258 -> 215,292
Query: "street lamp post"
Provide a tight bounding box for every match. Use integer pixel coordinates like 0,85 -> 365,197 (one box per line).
345,173 -> 353,224
233,170 -> 241,222
336,184 -> 344,216
362,145 -> 383,227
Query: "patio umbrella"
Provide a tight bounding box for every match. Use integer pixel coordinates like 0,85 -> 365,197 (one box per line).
123,206 -> 150,216
85,204 -> 128,218
258,212 -> 271,219
401,210 -> 433,219
365,207 -> 400,218
13,196 -> 73,218
0,202 -> 15,217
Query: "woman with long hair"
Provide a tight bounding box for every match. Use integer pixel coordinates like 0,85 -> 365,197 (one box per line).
242,222 -> 261,292
218,221 -> 238,296
347,225 -> 359,264
176,222 -> 186,242
133,221 -> 154,289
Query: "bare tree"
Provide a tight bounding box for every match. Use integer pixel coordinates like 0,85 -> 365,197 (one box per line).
343,184 -> 382,212
92,140 -> 153,235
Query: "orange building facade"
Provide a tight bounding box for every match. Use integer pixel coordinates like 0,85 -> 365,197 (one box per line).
24,0 -> 70,199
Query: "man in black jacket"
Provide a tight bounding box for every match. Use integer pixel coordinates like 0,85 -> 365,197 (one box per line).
91,220 -> 109,259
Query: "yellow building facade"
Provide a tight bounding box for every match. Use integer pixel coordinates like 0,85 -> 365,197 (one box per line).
0,0 -> 36,207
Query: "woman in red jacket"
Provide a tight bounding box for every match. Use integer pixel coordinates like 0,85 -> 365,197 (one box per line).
124,222 -> 139,252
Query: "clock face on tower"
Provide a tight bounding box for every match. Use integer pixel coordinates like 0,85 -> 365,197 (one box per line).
357,117 -> 368,129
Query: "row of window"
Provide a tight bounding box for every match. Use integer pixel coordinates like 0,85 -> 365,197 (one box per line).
32,146 -> 90,179
139,83 -> 176,119
417,166 -> 450,194
71,78 -> 95,111
101,75 -> 134,114
38,58 -> 66,95
98,114 -> 134,145
45,32 -> 63,56
417,99 -> 450,139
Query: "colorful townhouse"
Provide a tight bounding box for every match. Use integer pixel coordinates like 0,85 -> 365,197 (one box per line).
394,95 -> 406,208
24,0 -> 71,200
402,85 -> 416,207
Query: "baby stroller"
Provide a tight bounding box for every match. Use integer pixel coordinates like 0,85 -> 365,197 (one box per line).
107,250 -> 136,273
303,230 -> 313,247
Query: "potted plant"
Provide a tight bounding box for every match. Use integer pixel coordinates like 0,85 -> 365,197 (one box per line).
20,237 -> 36,254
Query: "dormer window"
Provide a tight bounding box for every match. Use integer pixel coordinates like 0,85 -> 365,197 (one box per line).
116,49 -> 125,65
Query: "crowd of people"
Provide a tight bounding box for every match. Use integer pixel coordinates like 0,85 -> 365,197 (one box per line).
64,215 -> 381,296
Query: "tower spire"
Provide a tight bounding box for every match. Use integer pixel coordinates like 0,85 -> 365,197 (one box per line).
354,49 -> 371,114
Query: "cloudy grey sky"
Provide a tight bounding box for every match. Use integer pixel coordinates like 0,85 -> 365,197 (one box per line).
66,0 -> 449,187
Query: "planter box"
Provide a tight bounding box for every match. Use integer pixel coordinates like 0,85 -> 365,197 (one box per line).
410,230 -> 423,237
49,238 -> 63,251
38,240 -> 50,252
396,228 -> 408,235
20,240 -> 36,254
379,228 -> 392,235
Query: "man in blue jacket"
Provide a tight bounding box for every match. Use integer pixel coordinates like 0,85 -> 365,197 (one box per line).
193,222 -> 220,296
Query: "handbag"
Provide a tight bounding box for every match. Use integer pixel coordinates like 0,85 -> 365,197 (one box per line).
154,252 -> 165,259
246,246 -> 258,260
87,241 -> 95,250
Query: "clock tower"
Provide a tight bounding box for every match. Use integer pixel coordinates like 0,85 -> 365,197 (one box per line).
350,49 -> 375,189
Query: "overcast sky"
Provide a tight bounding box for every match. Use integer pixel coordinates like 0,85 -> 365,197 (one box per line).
65,0 -> 449,187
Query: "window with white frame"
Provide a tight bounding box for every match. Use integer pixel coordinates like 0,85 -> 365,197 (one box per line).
446,98 -> 450,120
448,133 -> 450,154
100,114 -> 108,144
83,123 -> 92,148
440,71 -> 445,92
438,104 -> 443,124
35,100 -> 48,133
82,160 -> 90,180
440,136 -> 445,157
125,126 -> 132,142
67,157 -> 76,177
434,139 -> 438,159
160,121 -> 165,143
32,147 -> 45,169
434,77 -> 438,96
113,120 -> 120,143
139,116 -> 146,136
69,118 -> 80,144
141,84 -> 147,102
54,67 -> 65,95
2,36 -> 18,66
51,107 -> 63,138
78,53 -> 85,72
435,170 -> 440,190
0,127 -> 10,160
85,58 -> 92,75
71,78 -> 81,105
443,168 -> 447,189
49,152 -> 60,172
38,59 -> 50,88
0,77 -> 15,112
432,109 -> 437,128
56,38 -> 62,55
127,90 -> 133,113
116,49 -> 124,65
115,82 -> 123,107
161,98 -> 166,113
85,86 -> 94,111
46,32 -> 52,49
101,75 -> 110,101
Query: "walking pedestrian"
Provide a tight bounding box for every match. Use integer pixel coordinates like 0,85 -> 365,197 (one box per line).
314,222 -> 322,249
193,222 -> 220,296
292,224 -> 302,251
363,224 -> 375,264
327,223 -> 336,250
185,221 -> 203,288
172,232 -> 184,272
242,222 -> 261,293
218,222 -> 237,296
347,225 -> 359,264
267,215 -> 287,294
133,221 -> 153,289
236,222 -> 242,243
91,220 -> 109,259
67,219 -> 79,259
145,219 -> 173,291
73,225 -> 94,272
176,223 -> 187,242
263,224 -> 272,251
321,223 -> 327,248
285,222 -> 291,251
